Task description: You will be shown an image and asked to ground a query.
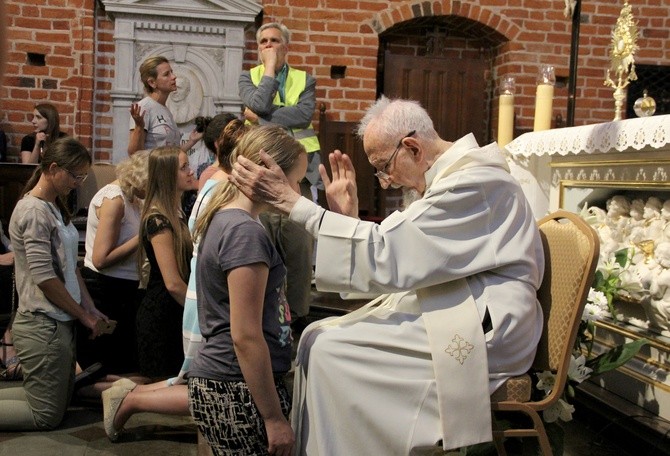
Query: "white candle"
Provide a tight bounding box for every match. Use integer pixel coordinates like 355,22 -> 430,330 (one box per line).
497,93 -> 514,147
533,83 -> 554,131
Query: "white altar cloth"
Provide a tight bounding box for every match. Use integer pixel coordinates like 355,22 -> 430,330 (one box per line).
503,115 -> 670,219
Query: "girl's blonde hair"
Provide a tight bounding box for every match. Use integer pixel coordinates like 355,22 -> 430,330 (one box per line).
116,150 -> 149,202
139,56 -> 169,94
139,146 -> 193,281
193,125 -> 305,241
216,119 -> 250,173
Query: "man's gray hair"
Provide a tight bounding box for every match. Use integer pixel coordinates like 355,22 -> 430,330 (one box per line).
256,22 -> 290,45
357,96 -> 438,146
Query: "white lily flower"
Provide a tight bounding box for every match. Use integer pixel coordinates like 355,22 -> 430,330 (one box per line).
536,371 -> 555,393
557,398 -> 575,421
568,354 -> 592,384
599,258 -> 623,279
543,398 -> 575,423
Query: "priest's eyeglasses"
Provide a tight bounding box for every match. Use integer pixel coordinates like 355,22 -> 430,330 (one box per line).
373,130 -> 415,181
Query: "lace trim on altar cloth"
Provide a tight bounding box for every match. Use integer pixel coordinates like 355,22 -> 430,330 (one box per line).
506,114 -> 670,157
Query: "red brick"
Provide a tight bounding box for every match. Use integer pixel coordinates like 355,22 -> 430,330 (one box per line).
41,6 -> 76,18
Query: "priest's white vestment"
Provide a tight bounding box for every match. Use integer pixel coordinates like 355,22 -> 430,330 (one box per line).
288,133 -> 545,455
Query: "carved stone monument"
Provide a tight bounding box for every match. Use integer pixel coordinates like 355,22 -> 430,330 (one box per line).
102,0 -> 261,163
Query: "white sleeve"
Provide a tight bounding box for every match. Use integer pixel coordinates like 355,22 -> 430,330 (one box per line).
288,196 -> 325,238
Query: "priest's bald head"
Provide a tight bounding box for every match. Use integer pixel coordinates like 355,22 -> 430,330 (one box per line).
357,97 -> 453,196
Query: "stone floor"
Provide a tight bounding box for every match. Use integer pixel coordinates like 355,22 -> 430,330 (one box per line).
0,395 -> 202,455
0,292 -> 666,455
0,382 -> 647,456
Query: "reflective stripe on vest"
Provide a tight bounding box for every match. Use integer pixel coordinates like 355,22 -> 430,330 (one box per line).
249,65 -> 320,153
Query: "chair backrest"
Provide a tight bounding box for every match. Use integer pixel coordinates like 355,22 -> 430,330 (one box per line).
76,162 -> 117,214
533,210 -> 599,400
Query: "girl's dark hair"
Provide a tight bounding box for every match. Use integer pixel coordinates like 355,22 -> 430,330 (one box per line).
23,136 -> 91,224
203,112 -> 237,154
35,103 -> 61,147
216,119 -> 250,172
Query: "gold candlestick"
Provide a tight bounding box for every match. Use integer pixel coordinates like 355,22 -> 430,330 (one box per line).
604,1 -> 638,121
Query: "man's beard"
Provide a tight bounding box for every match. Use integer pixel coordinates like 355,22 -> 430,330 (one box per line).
402,188 -> 421,208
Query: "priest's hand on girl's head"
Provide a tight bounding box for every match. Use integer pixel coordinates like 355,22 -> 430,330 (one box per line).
229,149 -> 300,215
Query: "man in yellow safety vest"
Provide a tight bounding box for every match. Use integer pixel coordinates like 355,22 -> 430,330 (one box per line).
239,22 -> 320,329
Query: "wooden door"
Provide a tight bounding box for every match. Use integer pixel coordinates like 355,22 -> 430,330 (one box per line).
383,51 -> 490,145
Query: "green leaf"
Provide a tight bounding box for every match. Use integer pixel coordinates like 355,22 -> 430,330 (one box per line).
593,270 -> 606,289
613,248 -> 630,268
586,338 -> 649,377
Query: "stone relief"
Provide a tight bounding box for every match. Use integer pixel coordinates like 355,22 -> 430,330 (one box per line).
167,66 -> 203,124
582,195 -> 670,336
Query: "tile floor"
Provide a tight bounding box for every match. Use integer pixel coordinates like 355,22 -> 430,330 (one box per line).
0,386 -> 201,456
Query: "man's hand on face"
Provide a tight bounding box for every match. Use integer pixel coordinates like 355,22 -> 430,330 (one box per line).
229,150 -> 300,215
261,48 -> 278,73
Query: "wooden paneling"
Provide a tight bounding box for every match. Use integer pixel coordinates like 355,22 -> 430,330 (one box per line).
383,51 -> 490,145
0,163 -> 37,229
318,110 -> 382,219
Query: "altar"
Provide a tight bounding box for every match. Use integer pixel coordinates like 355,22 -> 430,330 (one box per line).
505,114 -> 670,433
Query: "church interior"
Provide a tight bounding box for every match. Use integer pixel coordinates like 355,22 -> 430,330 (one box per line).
1,0 -> 670,454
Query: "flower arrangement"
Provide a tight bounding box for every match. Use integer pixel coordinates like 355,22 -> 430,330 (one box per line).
535,285 -> 648,425
530,227 -> 649,454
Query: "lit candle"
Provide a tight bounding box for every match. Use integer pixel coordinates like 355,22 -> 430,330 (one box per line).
533,65 -> 556,132
497,76 -> 515,147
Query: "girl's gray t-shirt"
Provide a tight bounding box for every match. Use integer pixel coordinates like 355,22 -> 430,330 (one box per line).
189,208 -> 292,380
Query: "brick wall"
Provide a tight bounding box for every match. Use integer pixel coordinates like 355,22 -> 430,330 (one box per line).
1,0 -> 97,158
1,0 -> 669,162
261,0 -> 670,126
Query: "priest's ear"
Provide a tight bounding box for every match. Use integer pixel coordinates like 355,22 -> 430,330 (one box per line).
404,137 -> 423,162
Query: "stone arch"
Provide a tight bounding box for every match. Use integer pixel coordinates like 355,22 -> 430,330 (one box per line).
369,1 -> 521,42
362,1 -> 521,147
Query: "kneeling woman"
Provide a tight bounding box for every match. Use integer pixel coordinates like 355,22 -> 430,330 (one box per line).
189,125 -> 306,456
0,138 -> 106,430
136,146 -> 194,379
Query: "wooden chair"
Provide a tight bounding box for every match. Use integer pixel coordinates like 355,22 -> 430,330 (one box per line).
76,162 -> 117,215
73,162 -> 117,256
490,210 -> 600,455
